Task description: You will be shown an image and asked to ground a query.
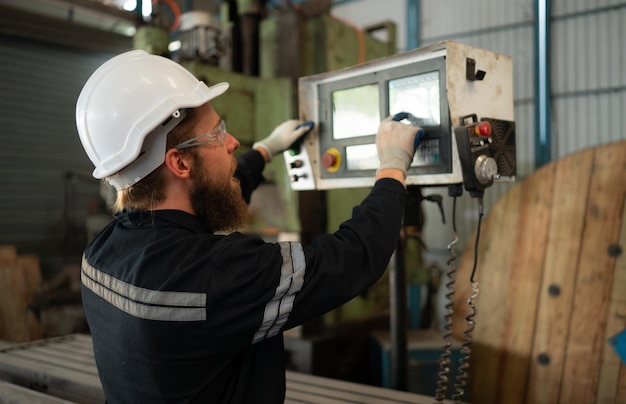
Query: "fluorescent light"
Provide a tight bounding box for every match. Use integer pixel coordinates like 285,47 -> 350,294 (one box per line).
123,0 -> 135,12
169,40 -> 182,52
142,0 -> 152,17
123,0 -> 152,18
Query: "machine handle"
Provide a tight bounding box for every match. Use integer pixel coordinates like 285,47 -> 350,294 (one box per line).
392,112 -> 426,151
287,121 -> 315,154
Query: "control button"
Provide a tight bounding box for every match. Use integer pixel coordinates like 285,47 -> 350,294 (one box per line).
475,121 -> 492,136
321,153 -> 335,168
288,145 -> 301,156
321,148 -> 341,172
290,160 -> 304,169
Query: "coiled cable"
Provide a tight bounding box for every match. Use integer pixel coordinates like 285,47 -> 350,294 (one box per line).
434,196 -> 459,402
451,197 -> 484,403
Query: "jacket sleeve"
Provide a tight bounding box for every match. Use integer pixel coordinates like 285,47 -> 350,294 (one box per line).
285,178 -> 406,327
204,178 -> 406,347
234,149 -> 266,204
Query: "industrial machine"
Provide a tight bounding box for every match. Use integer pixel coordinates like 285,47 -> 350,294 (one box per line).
286,40 -> 517,402
166,6 -> 398,238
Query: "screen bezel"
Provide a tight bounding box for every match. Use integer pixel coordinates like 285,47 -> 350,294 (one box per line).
316,55 -> 451,180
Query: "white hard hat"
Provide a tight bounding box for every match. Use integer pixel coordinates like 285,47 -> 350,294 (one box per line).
76,49 -> 229,190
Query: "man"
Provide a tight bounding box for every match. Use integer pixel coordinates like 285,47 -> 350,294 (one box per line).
76,50 -> 420,403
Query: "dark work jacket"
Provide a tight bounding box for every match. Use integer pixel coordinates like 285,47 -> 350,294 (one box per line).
81,150 -> 406,403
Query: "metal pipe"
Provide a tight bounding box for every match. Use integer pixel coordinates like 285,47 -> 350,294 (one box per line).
389,239 -> 408,391
534,0 -> 552,167
406,0 -> 419,50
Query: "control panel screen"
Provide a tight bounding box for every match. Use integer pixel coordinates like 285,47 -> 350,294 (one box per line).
389,71 -> 441,126
316,56 -> 451,181
389,71 -> 444,168
332,84 -> 380,140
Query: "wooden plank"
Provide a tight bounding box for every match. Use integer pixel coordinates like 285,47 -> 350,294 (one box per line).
0,245 -> 17,261
617,364 -> 626,403
36,342 -> 96,360
498,161 -> 556,404
285,371 -> 452,403
453,182 -> 522,404
527,146 -> 594,403
18,254 -> 43,340
285,387 -> 345,404
596,143 -> 626,404
0,379 -> 75,403
0,334 -> 450,403
33,333 -> 97,357
0,335 -> 97,370
0,335 -> 103,402
8,347 -> 99,375
0,245 -> 19,341
0,258 -> 30,342
285,382 -> 371,404
0,246 -> 43,342
18,255 -> 42,297
457,161 -> 554,403
69,333 -> 95,346
560,142 -> 626,403
0,352 -> 104,403
22,335 -> 97,359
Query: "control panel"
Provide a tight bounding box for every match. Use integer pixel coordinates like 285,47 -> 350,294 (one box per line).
286,40 -> 516,190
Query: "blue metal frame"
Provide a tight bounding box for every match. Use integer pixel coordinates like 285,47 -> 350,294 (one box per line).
535,0 -> 552,167
332,0 -> 420,51
406,0 -> 419,50
333,0 -> 359,5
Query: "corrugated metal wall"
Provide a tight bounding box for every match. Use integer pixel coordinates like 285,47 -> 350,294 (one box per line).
0,3 -> 133,271
0,35 -> 116,261
551,1 -> 626,157
417,0 -> 536,263
415,0 -> 626,266
334,0 -> 625,268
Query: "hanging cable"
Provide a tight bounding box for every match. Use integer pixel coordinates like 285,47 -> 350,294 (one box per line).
434,195 -> 458,402
451,196 -> 484,403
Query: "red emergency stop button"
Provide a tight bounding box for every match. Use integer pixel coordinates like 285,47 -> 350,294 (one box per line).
321,148 -> 341,172
475,121 -> 492,136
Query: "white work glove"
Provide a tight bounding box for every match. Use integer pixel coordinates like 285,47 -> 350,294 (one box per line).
376,115 -> 424,178
253,120 -> 314,161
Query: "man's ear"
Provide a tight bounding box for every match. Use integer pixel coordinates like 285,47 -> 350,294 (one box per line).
164,148 -> 192,180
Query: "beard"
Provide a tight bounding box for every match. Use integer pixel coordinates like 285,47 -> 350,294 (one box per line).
190,155 -> 250,233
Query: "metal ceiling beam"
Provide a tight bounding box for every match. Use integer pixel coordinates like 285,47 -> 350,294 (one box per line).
0,3 -> 133,53
43,0 -> 141,23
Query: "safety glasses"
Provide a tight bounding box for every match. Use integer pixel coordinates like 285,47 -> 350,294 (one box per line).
174,120 -> 227,149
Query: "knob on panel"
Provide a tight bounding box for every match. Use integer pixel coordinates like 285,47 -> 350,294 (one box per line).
474,154 -> 497,185
290,160 -> 304,169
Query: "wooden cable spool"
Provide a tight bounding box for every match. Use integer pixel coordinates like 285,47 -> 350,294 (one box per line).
452,140 -> 626,404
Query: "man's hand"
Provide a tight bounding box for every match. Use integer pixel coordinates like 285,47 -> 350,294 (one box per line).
376,115 -> 424,183
253,120 -> 314,162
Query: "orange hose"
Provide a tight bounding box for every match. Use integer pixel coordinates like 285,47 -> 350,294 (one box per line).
153,0 -> 181,32
331,15 -> 366,64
